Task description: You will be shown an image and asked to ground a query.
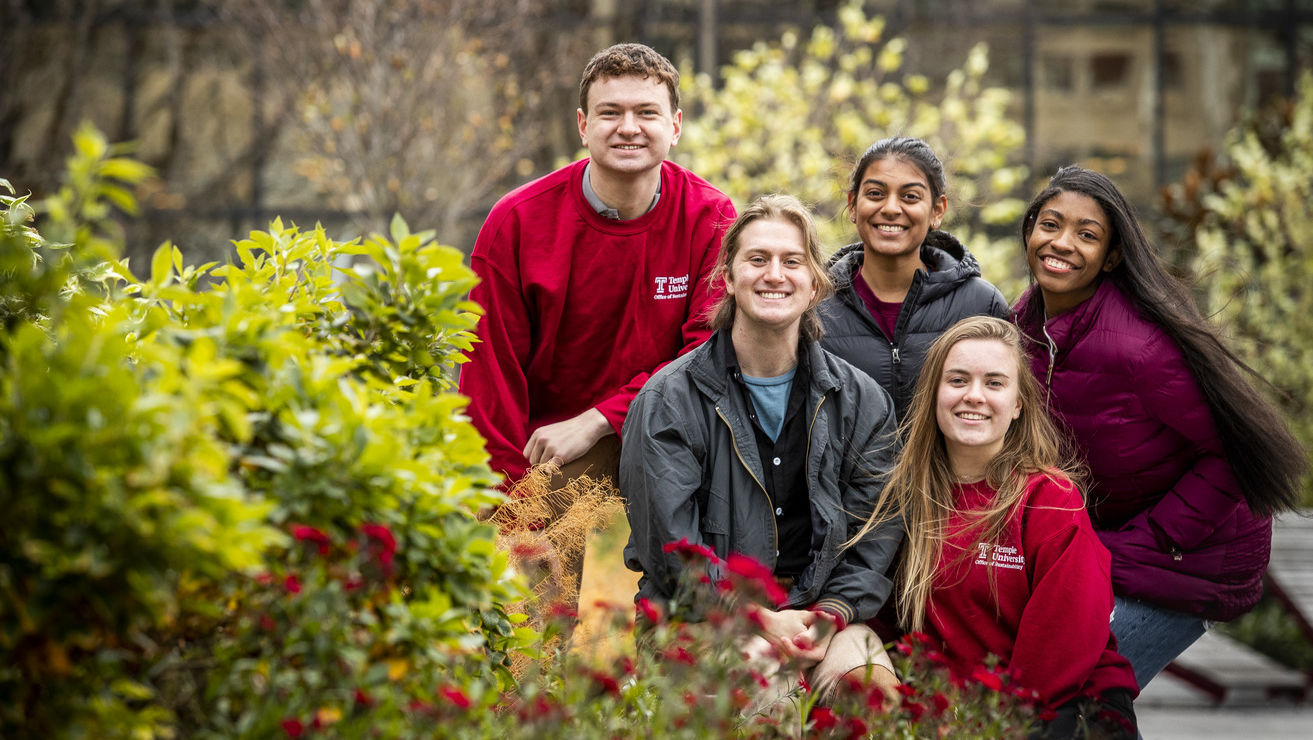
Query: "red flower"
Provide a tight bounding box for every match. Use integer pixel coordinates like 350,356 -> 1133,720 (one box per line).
517,696 -> 558,722
509,538 -> 549,560
361,522 -> 397,576
407,698 -> 433,714
284,573 -> 302,595
864,684 -> 886,710
590,671 -> 621,697
354,688 -> 373,707
924,648 -> 949,666
731,687 -> 750,710
635,597 -> 661,624
1012,685 -> 1041,701
547,602 -> 578,621
905,700 -> 925,722
682,691 -> 698,707
798,675 -> 812,694
663,645 -> 696,666
896,630 -> 932,655
722,553 -> 788,606
255,571 -> 276,586
291,524 -> 332,556
1038,707 -> 1058,722
439,685 -> 471,709
895,683 -> 918,698
970,665 -> 1004,692
259,613 -> 276,632
931,692 -> 950,715
662,538 -> 720,562
844,716 -> 868,740
809,706 -> 837,731
280,718 -> 304,738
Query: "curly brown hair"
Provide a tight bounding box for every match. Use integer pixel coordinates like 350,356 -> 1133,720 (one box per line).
578,43 -> 680,113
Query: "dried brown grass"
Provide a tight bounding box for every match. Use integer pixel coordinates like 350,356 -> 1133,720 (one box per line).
488,463 -> 630,673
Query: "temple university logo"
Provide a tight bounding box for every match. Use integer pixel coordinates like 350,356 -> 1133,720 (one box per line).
974,542 -> 1025,571
653,273 -> 690,301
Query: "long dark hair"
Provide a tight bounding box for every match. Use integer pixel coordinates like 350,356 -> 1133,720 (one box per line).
1018,166 -> 1305,516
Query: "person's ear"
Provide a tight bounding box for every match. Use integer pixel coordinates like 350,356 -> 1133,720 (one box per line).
931,194 -> 948,229
1103,244 -> 1123,272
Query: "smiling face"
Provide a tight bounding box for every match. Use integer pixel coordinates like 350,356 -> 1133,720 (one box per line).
935,338 -> 1023,477
577,74 -> 681,179
848,156 -> 947,265
723,217 -> 817,334
1025,190 -> 1122,317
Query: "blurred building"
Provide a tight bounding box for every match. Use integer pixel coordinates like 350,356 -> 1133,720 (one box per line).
634,0 -> 1313,201
1,0 -> 1310,258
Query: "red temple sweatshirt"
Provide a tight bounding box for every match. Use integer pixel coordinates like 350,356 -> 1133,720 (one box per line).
924,473 -> 1138,708
458,158 -> 735,485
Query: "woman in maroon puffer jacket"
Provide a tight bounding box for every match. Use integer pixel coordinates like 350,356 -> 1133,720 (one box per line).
1012,166 -> 1305,690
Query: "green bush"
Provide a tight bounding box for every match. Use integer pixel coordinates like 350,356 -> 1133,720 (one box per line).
1,124 -> 527,737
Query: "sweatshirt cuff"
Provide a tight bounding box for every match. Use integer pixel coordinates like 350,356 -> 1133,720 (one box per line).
811,598 -> 854,632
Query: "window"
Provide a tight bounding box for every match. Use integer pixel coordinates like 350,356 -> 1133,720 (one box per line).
1091,52 -> 1132,89
1162,51 -> 1183,91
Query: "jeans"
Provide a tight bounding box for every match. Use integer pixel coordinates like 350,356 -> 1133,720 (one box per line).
1109,595 -> 1208,690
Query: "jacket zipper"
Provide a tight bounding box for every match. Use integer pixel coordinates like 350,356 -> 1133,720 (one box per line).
806,395 -> 826,529
1041,323 -> 1057,409
715,406 -> 778,563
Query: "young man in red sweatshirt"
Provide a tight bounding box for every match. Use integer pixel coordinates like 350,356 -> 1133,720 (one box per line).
458,44 -> 735,557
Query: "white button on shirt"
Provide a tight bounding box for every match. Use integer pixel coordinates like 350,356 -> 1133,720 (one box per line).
773,457 -> 782,466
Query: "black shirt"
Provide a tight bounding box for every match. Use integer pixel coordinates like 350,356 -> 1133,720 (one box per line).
723,338 -> 814,579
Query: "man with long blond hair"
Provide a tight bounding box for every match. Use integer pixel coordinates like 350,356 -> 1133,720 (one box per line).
621,194 -> 903,709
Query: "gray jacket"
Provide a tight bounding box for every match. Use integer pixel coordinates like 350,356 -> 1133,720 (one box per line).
620,331 -> 903,626
820,230 -> 1009,419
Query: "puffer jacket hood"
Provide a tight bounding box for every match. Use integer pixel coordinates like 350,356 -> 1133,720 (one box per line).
820,230 -> 1009,419
828,230 -> 985,302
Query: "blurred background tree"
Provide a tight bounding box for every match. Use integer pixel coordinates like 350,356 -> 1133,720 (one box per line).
1161,71 -> 1313,505
677,1 -> 1029,295
0,0 -> 588,265
212,0 -> 590,243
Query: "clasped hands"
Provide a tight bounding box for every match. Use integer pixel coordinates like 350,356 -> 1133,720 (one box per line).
745,604 -> 838,666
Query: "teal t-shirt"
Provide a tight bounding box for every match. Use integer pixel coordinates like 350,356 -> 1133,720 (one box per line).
741,368 -> 797,442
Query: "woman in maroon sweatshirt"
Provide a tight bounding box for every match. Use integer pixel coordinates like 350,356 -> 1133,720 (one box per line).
1012,167 -> 1305,689
851,316 -> 1138,738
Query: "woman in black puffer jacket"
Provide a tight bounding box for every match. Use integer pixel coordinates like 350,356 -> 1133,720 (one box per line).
820,137 -> 1008,420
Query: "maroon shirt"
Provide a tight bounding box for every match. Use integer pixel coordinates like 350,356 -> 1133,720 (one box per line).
851,268 -> 902,341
